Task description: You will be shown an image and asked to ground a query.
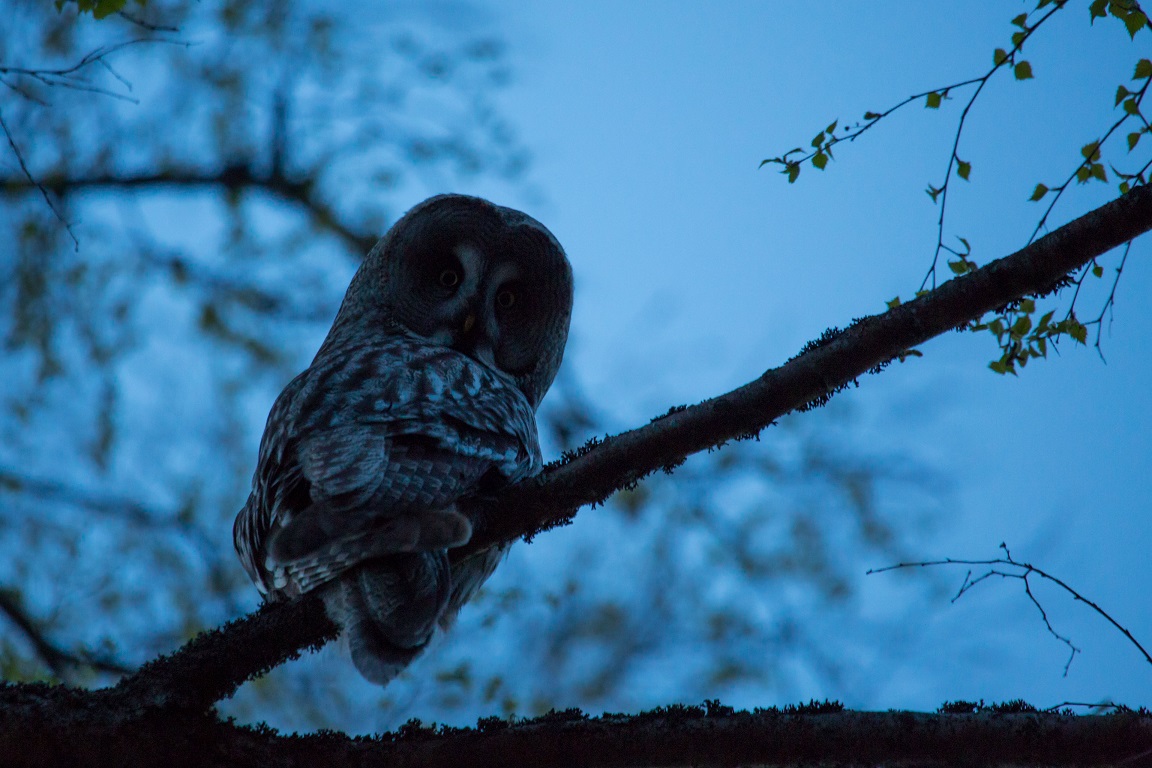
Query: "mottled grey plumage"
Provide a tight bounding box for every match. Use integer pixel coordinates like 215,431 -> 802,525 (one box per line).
234,194 -> 572,684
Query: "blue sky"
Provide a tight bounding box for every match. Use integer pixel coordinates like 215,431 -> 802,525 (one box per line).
425,1 -> 1152,710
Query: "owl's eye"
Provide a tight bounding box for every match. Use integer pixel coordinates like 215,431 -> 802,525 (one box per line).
439,269 -> 460,289
496,288 -> 517,309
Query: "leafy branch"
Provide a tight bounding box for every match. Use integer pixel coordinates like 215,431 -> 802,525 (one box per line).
763,1 -> 1152,374
761,1 -> 1065,291
974,56 -> 1150,371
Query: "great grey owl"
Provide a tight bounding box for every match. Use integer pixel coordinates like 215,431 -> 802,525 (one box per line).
233,194 -> 573,684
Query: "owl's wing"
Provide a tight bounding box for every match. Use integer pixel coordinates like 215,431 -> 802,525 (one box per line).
235,337 -> 541,597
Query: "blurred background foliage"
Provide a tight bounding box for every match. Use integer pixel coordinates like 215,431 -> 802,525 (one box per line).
0,0 -> 939,732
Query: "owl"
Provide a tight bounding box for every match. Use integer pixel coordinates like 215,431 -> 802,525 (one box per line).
234,194 -> 573,684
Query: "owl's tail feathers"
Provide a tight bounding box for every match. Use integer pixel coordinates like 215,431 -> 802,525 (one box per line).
323,552 -> 452,685
266,504 -> 472,594
269,503 -> 472,563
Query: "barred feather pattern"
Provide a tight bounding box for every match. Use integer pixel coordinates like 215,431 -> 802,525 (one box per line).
233,333 -> 541,683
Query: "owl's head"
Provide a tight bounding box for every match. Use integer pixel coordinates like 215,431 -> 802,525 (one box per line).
327,194 -> 573,409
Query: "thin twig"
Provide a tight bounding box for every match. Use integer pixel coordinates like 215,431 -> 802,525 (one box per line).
0,107 -> 78,250
1029,81 -> 1149,245
0,39 -> 179,80
920,3 -> 1066,288
1088,239 -> 1132,357
117,9 -> 180,33
868,542 -> 1152,676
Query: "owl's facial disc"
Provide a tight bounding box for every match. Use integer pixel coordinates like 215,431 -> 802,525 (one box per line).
438,244 -> 498,368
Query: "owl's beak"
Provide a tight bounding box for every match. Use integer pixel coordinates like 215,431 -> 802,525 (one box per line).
461,312 -> 477,334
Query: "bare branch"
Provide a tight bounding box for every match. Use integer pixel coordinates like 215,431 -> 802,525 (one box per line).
0,107 -> 78,249
0,166 -> 378,255
0,590 -> 132,679
116,10 -> 180,33
868,542 -> 1152,674
0,38 -> 183,83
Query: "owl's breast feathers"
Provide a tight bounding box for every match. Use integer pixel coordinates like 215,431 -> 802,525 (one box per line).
234,335 -> 541,597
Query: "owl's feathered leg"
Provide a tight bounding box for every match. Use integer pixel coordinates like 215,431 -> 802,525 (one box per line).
324,551 -> 452,685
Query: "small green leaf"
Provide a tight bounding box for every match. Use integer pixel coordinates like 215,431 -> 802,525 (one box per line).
957,236 -> 971,253
1076,167 -> 1091,183
1123,10 -> 1147,38
989,359 -> 1011,375
1080,142 -> 1101,161
1011,13 -> 1028,29
786,163 -> 800,183
1011,31 -> 1026,47
864,110 -> 882,120
956,159 -> 971,180
993,48 -> 1009,66
1011,315 -> 1032,338
92,0 -> 128,18
812,152 -> 828,170
826,120 -> 838,134
1120,181 -> 1131,194
1037,311 -> 1054,331
1029,183 -> 1049,201
1090,163 -> 1108,182
1136,59 -> 1152,80
886,296 -> 902,310
1069,321 -> 1087,345
1019,298 -> 1035,313
989,319 -> 1006,337
1092,264 -> 1104,278
1124,97 -> 1140,115
1116,84 -> 1132,106
926,91 -> 943,109
948,259 -> 970,275
1129,131 -> 1143,151
1089,0 -> 1107,21
926,184 -> 943,203
1014,61 -> 1034,80
811,131 -> 825,148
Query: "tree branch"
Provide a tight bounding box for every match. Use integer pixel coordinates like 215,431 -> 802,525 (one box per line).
3,186 -> 1151,755
3,699 -> 1150,767
0,166 -> 378,255
103,184 -> 1152,715
460,183 -> 1152,557
0,590 -> 132,678
107,595 -> 335,715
